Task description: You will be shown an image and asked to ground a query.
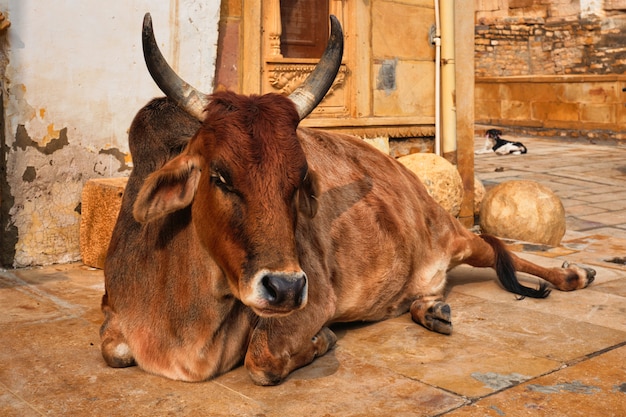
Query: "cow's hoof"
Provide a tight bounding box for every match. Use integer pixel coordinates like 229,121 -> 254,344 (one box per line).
312,327 -> 337,356
425,302 -> 452,335
412,300 -> 452,335
562,261 -> 596,289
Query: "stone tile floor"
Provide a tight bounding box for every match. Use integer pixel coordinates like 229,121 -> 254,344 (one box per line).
1,136 -> 626,416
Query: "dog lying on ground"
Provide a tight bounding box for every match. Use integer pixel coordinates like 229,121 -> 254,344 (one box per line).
476,129 -> 527,155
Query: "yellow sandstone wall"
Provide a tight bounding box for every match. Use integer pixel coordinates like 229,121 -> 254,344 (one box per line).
371,0 -> 435,121
476,75 -> 626,141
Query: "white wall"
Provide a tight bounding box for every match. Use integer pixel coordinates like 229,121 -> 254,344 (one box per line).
0,0 -> 220,266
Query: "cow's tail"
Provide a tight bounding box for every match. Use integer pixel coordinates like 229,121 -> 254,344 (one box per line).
479,234 -> 551,299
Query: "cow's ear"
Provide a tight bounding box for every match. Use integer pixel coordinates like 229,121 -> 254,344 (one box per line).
298,169 -> 319,218
133,153 -> 202,223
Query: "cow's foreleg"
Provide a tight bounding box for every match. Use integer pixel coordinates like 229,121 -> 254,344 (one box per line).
245,322 -> 336,386
464,234 -> 595,294
410,295 -> 452,335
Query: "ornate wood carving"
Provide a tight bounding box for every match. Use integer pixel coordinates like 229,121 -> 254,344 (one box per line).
267,63 -> 347,97
264,0 -> 283,58
259,0 -> 436,137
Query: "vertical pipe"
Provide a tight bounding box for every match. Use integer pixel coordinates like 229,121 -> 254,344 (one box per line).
433,0 -> 441,156
440,0 -> 456,162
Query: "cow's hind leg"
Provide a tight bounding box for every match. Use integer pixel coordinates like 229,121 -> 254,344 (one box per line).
514,258 -> 595,291
408,267 -> 452,335
245,320 -> 337,386
465,234 -> 595,295
100,297 -> 135,368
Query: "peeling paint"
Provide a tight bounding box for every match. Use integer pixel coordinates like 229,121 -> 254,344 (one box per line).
471,372 -> 529,390
22,166 -> 36,182
1,2 -> 219,267
11,180 -> 82,266
14,124 -> 69,155
99,148 -> 132,172
527,380 -> 601,395
42,123 -> 61,146
5,129 -> 128,266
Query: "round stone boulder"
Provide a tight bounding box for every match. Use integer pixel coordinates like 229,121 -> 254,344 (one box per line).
479,180 -> 565,246
398,153 -> 463,217
474,176 -> 486,215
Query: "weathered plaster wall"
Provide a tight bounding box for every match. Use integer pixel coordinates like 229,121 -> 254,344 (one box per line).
0,0 -> 220,267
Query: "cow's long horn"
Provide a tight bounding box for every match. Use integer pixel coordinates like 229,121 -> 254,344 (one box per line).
288,15 -> 344,120
142,13 -> 343,121
142,13 -> 209,120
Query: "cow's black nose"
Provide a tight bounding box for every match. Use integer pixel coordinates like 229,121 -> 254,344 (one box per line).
261,272 -> 307,308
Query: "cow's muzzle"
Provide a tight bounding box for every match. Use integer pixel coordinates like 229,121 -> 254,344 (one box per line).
246,270 -> 308,316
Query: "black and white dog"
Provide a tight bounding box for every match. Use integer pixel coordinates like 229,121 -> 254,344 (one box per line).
476,129 -> 527,155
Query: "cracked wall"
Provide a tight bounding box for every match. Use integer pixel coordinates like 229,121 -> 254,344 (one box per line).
0,1 -> 219,267
5,122 -> 130,266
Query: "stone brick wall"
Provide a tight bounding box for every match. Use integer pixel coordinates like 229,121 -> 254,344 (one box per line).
475,16 -> 626,77
474,1 -> 626,141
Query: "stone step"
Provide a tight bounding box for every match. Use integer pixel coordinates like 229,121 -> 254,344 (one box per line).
79,177 -> 128,269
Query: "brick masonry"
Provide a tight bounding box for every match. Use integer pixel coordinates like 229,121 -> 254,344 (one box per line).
474,6 -> 626,142
475,16 -> 626,77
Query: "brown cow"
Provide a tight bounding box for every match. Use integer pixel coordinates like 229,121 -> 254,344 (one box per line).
100,14 -> 595,385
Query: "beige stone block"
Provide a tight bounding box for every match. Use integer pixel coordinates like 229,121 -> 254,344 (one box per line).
606,0 -> 626,9
475,0 -> 501,12
80,177 -> 128,269
501,100 -> 531,120
476,10 -> 509,22
549,2 -> 583,18
509,0 -> 533,8
372,1 -> 435,60
501,82 -> 557,103
373,61 -> 435,117
480,180 -> 566,246
554,82 -> 584,103
475,99 -> 501,121
532,101 -> 579,122
582,82 -> 620,104
581,104 -> 615,124
475,83 -> 503,101
617,102 -> 626,125
398,153 -> 463,217
363,137 -> 390,155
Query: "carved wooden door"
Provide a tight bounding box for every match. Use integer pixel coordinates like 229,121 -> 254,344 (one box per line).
279,0 -> 330,59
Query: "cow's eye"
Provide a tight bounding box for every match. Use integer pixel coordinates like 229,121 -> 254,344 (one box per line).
215,172 -> 227,185
210,170 -> 234,193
